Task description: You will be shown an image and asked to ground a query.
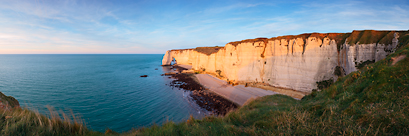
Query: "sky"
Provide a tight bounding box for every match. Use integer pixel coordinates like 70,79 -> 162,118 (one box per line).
0,0 -> 408,54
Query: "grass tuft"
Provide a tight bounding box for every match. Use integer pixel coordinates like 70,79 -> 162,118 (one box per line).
0,106 -> 102,136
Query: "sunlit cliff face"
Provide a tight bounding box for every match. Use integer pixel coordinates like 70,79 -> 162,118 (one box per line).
163,30 -> 403,92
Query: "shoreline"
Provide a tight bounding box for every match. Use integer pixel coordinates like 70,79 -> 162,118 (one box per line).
195,74 -> 277,105
163,65 -> 238,115
165,64 -> 305,107
175,64 -> 306,100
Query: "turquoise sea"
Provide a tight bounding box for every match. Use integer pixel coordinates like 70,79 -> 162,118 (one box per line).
0,54 -> 204,132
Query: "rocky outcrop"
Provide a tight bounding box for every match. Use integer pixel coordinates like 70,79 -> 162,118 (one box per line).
0,92 -> 20,110
162,30 -> 407,93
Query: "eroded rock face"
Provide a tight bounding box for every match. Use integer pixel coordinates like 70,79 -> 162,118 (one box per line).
0,92 -> 20,110
162,30 -> 403,93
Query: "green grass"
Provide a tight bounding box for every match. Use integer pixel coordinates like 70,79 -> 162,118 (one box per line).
0,107 -> 104,136
398,32 -> 409,48
316,78 -> 334,90
355,60 -> 375,69
378,31 -> 396,45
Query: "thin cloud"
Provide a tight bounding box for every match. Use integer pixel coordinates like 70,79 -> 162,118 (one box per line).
0,0 -> 408,54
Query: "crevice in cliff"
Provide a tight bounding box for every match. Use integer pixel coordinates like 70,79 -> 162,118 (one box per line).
286,39 -> 289,55
260,39 -> 268,58
302,39 -> 306,55
291,39 -> 295,54
337,51 -> 340,67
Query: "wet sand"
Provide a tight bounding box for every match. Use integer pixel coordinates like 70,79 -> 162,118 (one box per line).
195,74 -> 277,106
163,65 -> 237,115
163,64 -> 295,115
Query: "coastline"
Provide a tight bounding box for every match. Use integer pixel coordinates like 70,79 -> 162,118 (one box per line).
167,64 -> 304,107
195,74 -> 277,105
164,65 -> 238,115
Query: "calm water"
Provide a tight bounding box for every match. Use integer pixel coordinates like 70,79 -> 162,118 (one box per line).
0,54 -> 204,132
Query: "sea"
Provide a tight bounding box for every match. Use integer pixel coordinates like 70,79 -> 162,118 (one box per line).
0,54 -> 205,132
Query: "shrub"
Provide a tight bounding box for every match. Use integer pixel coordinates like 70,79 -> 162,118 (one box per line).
316,78 -> 334,90
216,70 -> 221,76
334,66 -> 343,76
355,60 -> 375,69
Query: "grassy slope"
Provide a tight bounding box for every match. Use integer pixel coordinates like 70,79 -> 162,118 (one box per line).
0,107 -> 105,136
133,34 -> 409,135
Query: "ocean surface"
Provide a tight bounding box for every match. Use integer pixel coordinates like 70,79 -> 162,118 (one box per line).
0,54 -> 205,132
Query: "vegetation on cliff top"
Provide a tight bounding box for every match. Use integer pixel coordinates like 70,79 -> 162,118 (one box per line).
194,47 -> 224,55
171,30 -> 407,56
347,30 -> 392,45
227,30 -> 407,49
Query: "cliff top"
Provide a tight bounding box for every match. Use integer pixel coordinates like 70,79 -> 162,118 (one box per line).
228,30 -> 407,47
194,47 -> 224,55
168,30 -> 409,55
170,46 -> 224,56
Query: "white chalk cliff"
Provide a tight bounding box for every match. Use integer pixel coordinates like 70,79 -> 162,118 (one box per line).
162,30 -> 403,93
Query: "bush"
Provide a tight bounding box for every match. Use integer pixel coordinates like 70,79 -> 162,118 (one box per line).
216,70 -> 221,76
316,78 -> 334,90
355,60 -> 375,69
334,66 -> 344,76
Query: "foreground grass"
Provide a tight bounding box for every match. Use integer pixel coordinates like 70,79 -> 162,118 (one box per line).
0,106 -> 104,136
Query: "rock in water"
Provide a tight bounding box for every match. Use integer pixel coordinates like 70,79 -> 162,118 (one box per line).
140,75 -> 148,77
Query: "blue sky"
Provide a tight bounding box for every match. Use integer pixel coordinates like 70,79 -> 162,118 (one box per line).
0,0 -> 408,54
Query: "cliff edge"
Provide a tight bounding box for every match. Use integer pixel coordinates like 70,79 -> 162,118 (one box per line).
0,92 -> 20,110
162,30 -> 409,93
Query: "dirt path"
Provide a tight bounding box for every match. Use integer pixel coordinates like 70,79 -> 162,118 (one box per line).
195,74 -> 277,106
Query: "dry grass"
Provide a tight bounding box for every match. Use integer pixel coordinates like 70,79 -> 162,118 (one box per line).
0,106 -> 100,135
